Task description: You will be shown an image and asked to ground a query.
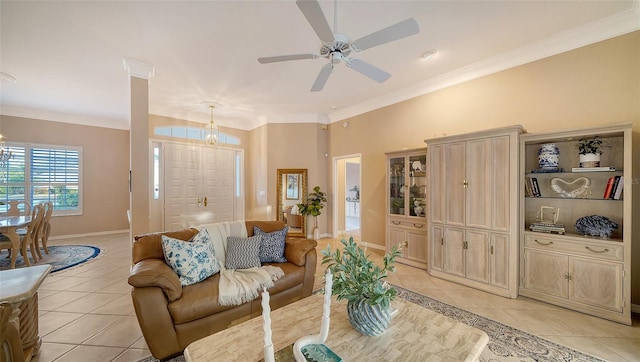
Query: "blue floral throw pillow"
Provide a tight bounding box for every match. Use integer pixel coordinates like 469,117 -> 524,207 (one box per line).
225,235 -> 261,269
161,229 -> 220,286
253,225 -> 288,263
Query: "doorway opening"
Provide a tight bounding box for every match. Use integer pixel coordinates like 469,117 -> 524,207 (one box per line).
333,154 -> 361,241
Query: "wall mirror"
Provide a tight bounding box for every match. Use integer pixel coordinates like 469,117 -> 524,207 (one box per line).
276,169 -> 307,237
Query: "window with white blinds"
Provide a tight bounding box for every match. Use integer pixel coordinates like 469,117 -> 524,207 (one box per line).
0,143 -> 82,216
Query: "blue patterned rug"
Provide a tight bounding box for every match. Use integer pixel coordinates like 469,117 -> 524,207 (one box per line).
0,245 -> 101,273
137,286 -> 604,362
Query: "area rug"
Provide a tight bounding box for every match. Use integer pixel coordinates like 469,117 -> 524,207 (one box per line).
0,245 -> 101,273
136,286 -> 603,362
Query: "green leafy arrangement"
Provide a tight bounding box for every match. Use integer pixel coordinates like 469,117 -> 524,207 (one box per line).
297,186 -> 327,229
576,136 -> 604,155
321,237 -> 401,310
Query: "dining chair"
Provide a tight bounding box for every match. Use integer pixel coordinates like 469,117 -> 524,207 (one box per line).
0,205 -> 43,267
5,200 -> 31,216
36,202 -> 53,255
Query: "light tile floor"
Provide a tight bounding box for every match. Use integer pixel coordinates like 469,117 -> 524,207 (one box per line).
21,233 -> 640,361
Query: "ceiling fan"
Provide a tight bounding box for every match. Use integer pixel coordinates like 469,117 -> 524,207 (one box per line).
258,0 -> 419,92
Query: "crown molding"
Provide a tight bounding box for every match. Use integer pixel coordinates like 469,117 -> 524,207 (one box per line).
123,58 -> 155,80
328,2 -> 640,123
0,106 -> 130,130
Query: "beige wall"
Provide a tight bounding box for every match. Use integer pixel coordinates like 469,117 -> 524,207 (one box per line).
0,115 -> 130,236
258,123 -> 329,237
329,31 -> 640,303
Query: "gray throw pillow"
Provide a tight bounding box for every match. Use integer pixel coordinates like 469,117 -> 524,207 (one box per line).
253,225 -> 288,263
225,235 -> 262,269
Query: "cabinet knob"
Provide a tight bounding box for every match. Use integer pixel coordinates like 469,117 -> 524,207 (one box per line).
204,196 -> 208,207
463,180 -> 469,188
402,241 -> 409,248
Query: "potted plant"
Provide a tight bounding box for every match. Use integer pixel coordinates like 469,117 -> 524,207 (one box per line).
321,237 -> 401,336
576,136 -> 603,168
297,186 -> 327,239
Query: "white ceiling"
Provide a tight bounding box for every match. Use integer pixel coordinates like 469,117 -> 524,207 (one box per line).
1,1 -> 638,131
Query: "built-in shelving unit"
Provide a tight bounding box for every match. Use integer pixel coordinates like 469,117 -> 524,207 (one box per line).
519,123 -> 632,325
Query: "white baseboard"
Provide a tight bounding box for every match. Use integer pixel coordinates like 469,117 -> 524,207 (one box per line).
359,241 -> 385,252
632,303 -> 640,314
49,229 -> 129,241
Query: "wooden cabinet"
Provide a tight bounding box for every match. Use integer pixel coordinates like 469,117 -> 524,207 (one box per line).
426,126 -> 523,298
522,236 -> 624,313
519,124 -> 632,325
386,148 -> 427,269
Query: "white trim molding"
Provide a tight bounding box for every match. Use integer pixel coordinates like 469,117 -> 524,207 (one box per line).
123,58 -> 155,80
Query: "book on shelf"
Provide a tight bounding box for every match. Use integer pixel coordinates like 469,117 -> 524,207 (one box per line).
609,176 -> 624,200
613,176 -> 624,200
524,177 -> 541,197
529,223 -> 566,234
603,177 -> 615,198
609,176 -> 621,200
571,166 -> 616,172
531,177 -> 541,197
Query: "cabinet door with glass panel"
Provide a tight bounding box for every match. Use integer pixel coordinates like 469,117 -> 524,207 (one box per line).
387,151 -> 427,218
386,148 -> 428,269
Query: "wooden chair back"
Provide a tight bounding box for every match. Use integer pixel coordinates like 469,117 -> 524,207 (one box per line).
5,200 -> 31,216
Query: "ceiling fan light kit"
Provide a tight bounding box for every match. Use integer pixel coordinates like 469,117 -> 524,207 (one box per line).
258,0 -> 420,92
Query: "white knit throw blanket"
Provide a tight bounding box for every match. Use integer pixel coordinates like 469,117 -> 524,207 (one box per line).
199,221 -> 284,306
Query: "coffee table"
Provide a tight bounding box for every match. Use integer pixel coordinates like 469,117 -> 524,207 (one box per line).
184,293 -> 488,361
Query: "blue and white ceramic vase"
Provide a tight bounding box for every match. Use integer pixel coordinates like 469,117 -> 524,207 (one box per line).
346,299 -> 390,336
538,143 -> 560,169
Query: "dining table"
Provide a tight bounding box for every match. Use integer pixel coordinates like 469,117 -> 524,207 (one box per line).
0,215 -> 33,269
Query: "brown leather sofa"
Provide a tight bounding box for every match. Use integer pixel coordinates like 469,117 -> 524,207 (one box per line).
127,221 -> 317,360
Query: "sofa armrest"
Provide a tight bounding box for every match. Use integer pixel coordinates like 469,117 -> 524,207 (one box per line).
284,238 -> 317,267
128,259 -> 182,302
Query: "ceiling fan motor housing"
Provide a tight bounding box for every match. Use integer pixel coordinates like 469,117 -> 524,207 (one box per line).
320,33 -> 352,63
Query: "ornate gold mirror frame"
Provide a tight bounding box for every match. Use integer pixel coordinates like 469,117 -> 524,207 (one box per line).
276,169 -> 307,238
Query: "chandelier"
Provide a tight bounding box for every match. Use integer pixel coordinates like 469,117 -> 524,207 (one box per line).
204,105 -> 219,146
0,134 -> 11,165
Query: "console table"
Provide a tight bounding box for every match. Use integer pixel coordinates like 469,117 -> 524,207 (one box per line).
185,293 -> 488,361
0,264 -> 52,361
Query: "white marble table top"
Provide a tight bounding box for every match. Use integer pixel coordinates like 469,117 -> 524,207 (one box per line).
185,293 -> 489,362
0,264 -> 52,303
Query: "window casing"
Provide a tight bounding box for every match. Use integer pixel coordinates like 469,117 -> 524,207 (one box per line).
0,143 -> 82,216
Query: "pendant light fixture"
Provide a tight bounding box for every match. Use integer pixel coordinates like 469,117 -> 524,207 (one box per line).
0,121 -> 12,165
204,104 -> 219,146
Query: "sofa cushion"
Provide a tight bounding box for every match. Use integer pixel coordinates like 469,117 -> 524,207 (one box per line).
246,220 -> 286,237
254,225 -> 288,263
133,228 -> 199,263
225,235 -> 261,269
262,262 -> 305,295
168,262 -> 306,324
161,230 -> 220,286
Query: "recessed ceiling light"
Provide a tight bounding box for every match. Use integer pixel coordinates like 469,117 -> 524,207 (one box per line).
0,72 -> 16,83
421,50 -> 437,60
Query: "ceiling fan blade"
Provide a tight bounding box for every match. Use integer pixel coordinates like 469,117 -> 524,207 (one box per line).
258,53 -> 319,64
351,18 -> 419,52
346,58 -> 391,83
296,0 -> 335,43
311,63 -> 333,92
